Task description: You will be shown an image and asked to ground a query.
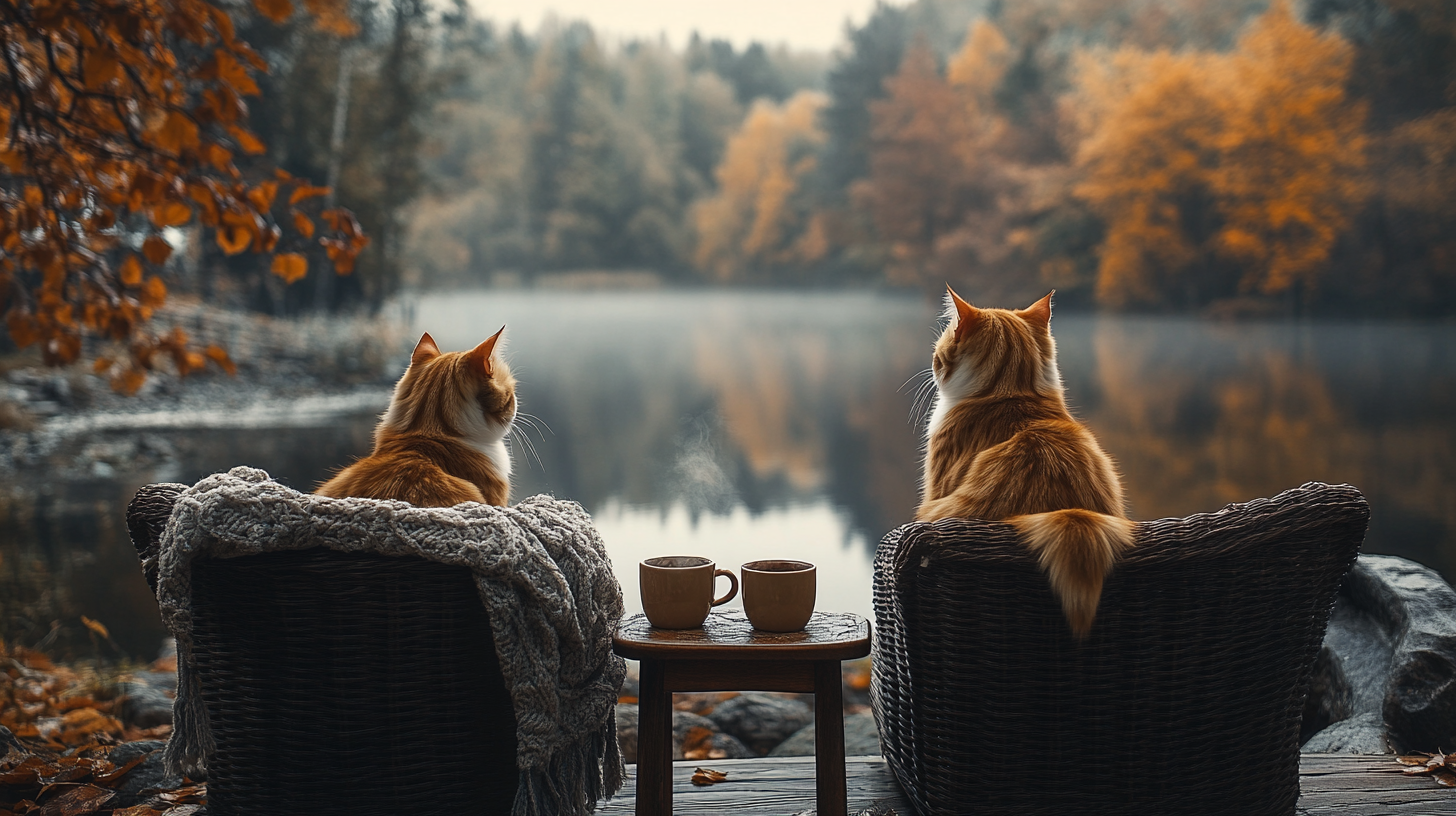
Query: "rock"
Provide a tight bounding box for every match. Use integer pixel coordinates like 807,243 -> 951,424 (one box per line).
1366,557 -> 1456,752
672,711 -> 718,761
768,713 -> 882,758
613,705 -> 748,763
114,682 -> 174,728
109,741 -> 185,807
1302,554 -> 1456,754
707,693 -> 813,756
616,704 -> 638,763
1302,712 -> 1390,754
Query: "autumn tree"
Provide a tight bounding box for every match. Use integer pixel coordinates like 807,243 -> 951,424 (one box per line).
856,40 -> 973,281
0,0 -> 368,391
693,91 -> 830,280
1073,2 -> 1367,308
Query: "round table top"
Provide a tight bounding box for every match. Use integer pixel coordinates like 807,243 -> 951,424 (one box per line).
612,610 -> 871,661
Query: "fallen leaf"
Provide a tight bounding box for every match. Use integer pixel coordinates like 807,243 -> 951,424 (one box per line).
690,767 -> 728,786
1396,753 -> 1432,766
1404,764 -> 1434,775
111,807 -> 162,816
35,783 -> 114,815
1436,770 -> 1456,788
93,753 -> 147,784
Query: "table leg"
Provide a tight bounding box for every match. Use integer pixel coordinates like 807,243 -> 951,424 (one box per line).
636,659 -> 672,816
814,660 -> 848,816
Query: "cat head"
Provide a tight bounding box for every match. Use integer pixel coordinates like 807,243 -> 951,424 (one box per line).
932,286 -> 1063,402
378,328 -> 517,450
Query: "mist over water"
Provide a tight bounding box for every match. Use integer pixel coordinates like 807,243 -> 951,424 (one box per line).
4,289 -> 1453,660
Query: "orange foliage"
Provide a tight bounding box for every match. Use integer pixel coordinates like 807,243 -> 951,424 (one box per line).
858,27 -> 1022,284
692,92 -> 828,279
0,0 -> 367,392
1073,1 -> 1367,305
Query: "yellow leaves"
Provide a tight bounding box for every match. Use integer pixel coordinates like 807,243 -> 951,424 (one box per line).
83,47 -> 120,90
293,210 -> 316,238
1071,1 -> 1367,304
271,252 -> 308,283
79,616 -> 109,639
1,0 -> 367,393
304,0 -> 360,35
693,92 -> 828,278
229,125 -> 267,155
253,0 -> 295,24
154,111 -> 201,154
247,180 -> 279,212
216,225 -> 252,255
141,235 -> 173,265
113,368 -> 146,395
119,255 -> 143,286
150,201 -> 192,228
205,344 -> 237,376
142,276 -> 167,307
289,183 -> 331,205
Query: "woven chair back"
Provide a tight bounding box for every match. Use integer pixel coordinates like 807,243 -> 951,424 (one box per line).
872,482 -> 1367,816
128,485 -> 519,816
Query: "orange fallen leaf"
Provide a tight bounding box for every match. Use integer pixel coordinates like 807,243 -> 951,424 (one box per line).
80,617 -> 109,640
690,767 -> 728,786
36,782 -> 115,815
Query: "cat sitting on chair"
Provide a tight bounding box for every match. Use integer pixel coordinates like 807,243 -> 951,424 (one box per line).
317,329 -> 515,507
916,286 -> 1135,639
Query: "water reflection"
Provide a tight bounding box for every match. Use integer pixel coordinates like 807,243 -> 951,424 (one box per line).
2,290 -> 1453,660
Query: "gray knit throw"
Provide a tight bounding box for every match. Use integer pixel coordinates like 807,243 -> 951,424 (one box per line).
155,466 -> 626,816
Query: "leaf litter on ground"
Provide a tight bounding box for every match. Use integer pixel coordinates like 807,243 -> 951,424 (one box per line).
1396,751 -> 1456,788
2,642 -> 197,816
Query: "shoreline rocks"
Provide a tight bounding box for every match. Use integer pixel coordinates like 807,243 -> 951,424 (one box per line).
1303,554 -> 1456,753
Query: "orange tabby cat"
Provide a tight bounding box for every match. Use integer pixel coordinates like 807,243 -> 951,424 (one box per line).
917,286 -> 1134,638
316,328 -> 515,506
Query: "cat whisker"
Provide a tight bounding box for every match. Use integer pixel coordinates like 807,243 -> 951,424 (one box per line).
898,369 -> 932,393
511,429 -> 545,471
517,411 -> 555,437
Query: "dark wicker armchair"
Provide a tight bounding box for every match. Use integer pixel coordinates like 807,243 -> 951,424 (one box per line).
127,483 -> 519,816
871,482 -> 1368,816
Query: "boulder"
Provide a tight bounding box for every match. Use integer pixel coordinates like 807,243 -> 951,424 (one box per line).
1302,554 -> 1456,753
114,682 -> 174,728
108,741 -> 185,807
768,713 -> 882,758
707,693 -> 813,756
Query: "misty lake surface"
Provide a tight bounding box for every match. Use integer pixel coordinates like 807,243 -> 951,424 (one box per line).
4,288 -> 1455,660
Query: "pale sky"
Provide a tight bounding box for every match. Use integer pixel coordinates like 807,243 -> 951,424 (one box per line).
472,0 -> 897,53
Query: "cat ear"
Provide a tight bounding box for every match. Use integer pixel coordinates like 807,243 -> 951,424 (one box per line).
1021,290 -> 1055,331
411,332 -> 441,366
947,284 -> 978,342
469,325 -> 506,378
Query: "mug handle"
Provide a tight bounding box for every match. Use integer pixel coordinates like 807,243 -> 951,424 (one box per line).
711,569 -> 739,606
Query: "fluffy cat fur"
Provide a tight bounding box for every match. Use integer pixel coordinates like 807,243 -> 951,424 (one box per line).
316,328 -> 515,507
917,286 -> 1135,638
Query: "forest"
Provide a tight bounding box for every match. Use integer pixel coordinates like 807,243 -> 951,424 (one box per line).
3,0 -> 1454,376
395,0 -> 1454,317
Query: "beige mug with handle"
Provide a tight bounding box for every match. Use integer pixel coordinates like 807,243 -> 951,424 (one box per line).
640,556 -> 739,629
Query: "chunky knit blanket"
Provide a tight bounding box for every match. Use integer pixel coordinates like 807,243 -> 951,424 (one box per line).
154,466 -> 626,816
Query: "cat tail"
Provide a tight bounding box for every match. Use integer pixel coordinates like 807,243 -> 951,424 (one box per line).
1011,509 -> 1136,639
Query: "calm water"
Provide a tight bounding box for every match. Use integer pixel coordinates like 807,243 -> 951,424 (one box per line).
4,289 -> 1454,659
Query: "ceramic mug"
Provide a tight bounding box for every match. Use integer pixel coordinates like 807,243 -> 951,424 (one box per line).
741,559 -> 816,632
640,556 -> 739,629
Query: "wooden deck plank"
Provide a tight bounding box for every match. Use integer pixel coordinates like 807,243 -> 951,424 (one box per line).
599,755 -> 1456,815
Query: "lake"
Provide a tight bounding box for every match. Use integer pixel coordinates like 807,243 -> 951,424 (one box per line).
3,289 -> 1454,660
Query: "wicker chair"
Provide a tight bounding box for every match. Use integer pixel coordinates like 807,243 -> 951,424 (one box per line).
871,482 -> 1368,816
127,483 -> 519,816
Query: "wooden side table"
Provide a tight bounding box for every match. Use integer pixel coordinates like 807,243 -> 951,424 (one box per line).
613,610 -> 872,816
